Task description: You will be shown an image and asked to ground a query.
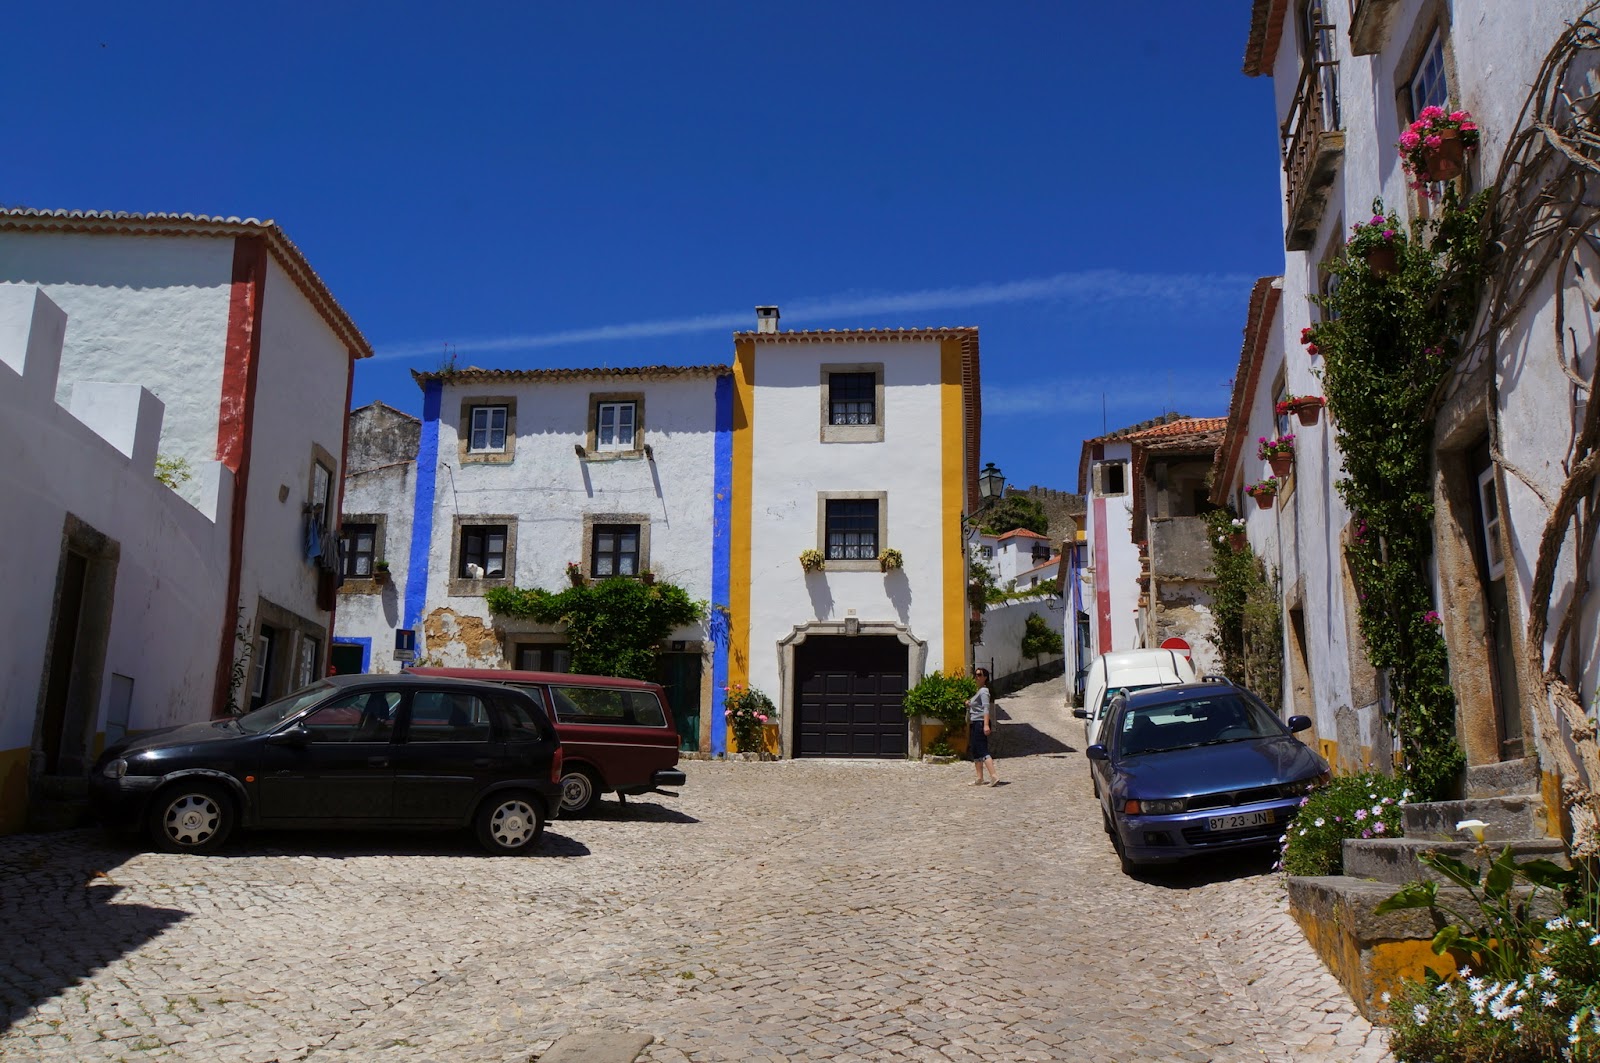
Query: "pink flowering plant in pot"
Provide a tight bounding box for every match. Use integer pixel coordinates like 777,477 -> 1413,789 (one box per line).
1347,204 -> 1406,276
723,682 -> 774,757
1258,434 -> 1296,476
1399,106 -> 1480,191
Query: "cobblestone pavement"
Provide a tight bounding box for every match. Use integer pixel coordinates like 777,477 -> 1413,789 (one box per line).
0,679 -> 1392,1062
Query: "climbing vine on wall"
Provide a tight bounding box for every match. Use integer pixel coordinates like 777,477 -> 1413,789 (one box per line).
1303,190 -> 1489,799
1204,510 -> 1283,711
484,578 -> 705,681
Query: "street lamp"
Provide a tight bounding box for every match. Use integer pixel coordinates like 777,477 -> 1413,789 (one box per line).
978,462 -> 1006,503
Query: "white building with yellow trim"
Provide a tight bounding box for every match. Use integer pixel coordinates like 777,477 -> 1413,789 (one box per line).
727,316 -> 981,758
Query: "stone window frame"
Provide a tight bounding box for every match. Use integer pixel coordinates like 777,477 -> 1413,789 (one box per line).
1393,3 -> 1462,211
584,392 -> 646,461
307,443 -> 338,539
338,513 -> 388,594
1092,461 -> 1127,497
457,396 -> 517,465
578,512 -> 652,578
815,491 -> 888,571
819,362 -> 885,443
253,597 -> 326,706
448,514 -> 517,596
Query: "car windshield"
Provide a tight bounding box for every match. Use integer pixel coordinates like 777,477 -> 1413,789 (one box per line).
1116,694 -> 1284,756
235,682 -> 337,734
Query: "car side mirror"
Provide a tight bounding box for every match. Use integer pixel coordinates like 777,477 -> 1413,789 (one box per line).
268,725 -> 312,747
1085,744 -> 1109,761
1287,715 -> 1312,734
1072,708 -> 1089,719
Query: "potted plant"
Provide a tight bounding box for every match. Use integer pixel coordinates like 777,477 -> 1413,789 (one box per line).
639,569 -> 656,586
565,561 -> 585,587
1226,517 -> 1247,551
1275,393 -> 1327,427
1300,325 -> 1321,358
373,559 -> 391,584
878,547 -> 903,572
1346,205 -> 1405,277
1258,433 -> 1296,477
1399,107 -> 1480,189
799,548 -> 826,573
1246,477 -> 1280,509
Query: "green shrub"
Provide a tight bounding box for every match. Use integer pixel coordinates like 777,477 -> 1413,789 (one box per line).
1278,771 -> 1409,876
484,577 -> 704,681
902,670 -> 976,727
723,683 -> 774,755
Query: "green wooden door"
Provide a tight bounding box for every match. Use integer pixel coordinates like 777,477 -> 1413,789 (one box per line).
656,653 -> 703,752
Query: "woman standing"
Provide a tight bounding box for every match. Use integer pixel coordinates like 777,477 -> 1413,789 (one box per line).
967,668 -> 999,786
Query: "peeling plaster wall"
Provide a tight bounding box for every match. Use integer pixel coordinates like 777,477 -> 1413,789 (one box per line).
333,405 -> 419,673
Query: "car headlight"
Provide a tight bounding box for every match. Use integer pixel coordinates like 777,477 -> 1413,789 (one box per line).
1125,798 -> 1185,815
1291,771 -> 1331,795
101,758 -> 128,780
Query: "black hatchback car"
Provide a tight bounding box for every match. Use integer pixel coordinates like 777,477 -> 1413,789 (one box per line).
91,674 -> 564,855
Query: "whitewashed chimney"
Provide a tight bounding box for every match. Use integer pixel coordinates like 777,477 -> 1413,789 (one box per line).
755,306 -> 780,334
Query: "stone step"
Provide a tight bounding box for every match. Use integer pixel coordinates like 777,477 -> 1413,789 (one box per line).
1400,794 -> 1553,841
1464,756 -> 1541,798
1289,874 -> 1563,1021
1343,836 -> 1569,885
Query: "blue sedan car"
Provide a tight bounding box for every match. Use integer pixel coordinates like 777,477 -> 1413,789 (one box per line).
1084,682 -> 1330,874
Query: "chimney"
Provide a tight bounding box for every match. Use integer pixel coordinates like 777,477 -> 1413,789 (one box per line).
755,306 -> 780,334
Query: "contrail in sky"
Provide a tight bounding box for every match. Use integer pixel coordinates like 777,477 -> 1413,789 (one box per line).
372,269 -> 1253,361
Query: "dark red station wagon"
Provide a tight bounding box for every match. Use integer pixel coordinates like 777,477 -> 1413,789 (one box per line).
408,668 -> 686,815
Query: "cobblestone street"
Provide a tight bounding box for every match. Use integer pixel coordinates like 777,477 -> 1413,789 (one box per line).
0,680 -> 1391,1062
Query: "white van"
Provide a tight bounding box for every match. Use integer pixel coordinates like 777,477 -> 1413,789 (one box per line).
1073,649 -> 1198,747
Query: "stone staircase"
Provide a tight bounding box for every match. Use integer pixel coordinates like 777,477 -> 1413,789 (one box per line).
1287,759 -> 1567,1021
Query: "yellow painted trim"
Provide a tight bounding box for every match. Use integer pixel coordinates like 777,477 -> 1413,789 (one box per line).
0,746 -> 31,835
730,338 -> 755,689
940,338 -> 966,672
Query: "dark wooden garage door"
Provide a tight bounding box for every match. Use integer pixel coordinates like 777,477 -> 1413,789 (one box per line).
793,636 -> 908,758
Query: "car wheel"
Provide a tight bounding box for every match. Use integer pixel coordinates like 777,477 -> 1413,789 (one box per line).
559,767 -> 601,816
475,791 -> 545,855
1109,829 -> 1139,878
148,781 -> 235,853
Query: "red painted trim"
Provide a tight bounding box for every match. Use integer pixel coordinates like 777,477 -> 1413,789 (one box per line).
212,236 -> 269,716
1093,496 -> 1112,653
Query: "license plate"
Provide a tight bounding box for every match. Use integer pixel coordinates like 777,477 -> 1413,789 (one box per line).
1207,810 -> 1273,831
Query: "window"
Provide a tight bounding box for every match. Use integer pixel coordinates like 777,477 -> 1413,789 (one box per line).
1094,462 -> 1127,496
828,372 -> 876,425
1032,545 -> 1052,563
458,396 -> 517,464
468,405 -> 507,453
515,644 -> 571,673
460,524 -> 508,579
310,460 -> 332,520
407,691 -> 492,743
979,545 -> 994,559
1477,467 -> 1504,580
550,686 -> 668,727
591,523 -> 640,576
299,690 -> 399,743
597,402 -> 636,451
295,636 -> 320,690
819,363 -> 885,443
1409,28 -> 1448,118
825,499 -> 879,560
341,523 -> 377,578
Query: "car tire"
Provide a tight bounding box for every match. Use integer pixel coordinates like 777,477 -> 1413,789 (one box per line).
559,767 -> 601,816
148,781 -> 235,853
475,791 -> 545,855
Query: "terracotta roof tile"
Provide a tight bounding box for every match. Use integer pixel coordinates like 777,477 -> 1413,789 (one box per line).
1243,0 -> 1289,77
411,364 -> 731,387
1119,416 -> 1228,441
733,327 -> 979,341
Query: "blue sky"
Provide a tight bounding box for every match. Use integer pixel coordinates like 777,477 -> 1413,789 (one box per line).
3,3 -> 1284,493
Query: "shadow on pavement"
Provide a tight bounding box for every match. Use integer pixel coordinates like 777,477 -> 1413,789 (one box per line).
1135,848 -> 1278,889
582,799 -> 698,824
225,828 -> 594,859
0,832 -> 188,1033
994,722 -> 1073,757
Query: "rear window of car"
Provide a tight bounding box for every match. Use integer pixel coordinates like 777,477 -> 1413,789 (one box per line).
549,686 -> 667,727
407,691 -> 493,743
488,693 -> 551,743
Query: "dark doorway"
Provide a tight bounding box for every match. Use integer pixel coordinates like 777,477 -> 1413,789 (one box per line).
1472,443 -> 1523,758
793,635 -> 908,758
39,551 -> 89,775
330,643 -> 366,676
657,652 -> 704,752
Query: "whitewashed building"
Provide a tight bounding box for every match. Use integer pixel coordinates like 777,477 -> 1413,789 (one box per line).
0,211 -> 370,832
1231,1 -> 1598,807
729,316 -> 982,758
354,365 -> 730,750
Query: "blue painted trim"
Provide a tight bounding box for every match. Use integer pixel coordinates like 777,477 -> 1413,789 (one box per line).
405,380 -> 442,634
332,636 -> 372,674
709,374 -> 734,755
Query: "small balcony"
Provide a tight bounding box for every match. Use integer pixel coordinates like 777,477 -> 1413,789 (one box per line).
1281,58 -> 1344,252
1348,0 -> 1399,56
